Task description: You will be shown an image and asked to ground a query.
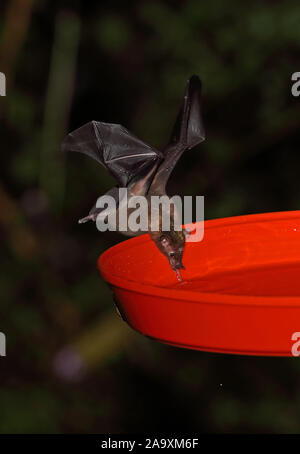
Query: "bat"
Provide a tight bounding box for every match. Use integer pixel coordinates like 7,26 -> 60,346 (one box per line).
62,75 -> 205,279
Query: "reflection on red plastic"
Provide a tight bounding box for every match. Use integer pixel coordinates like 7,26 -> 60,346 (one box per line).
98,211 -> 300,356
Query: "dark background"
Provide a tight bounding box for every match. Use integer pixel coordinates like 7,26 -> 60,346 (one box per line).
1,0 -> 300,433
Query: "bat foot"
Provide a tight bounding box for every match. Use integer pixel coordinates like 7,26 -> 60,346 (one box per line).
78,214 -> 95,224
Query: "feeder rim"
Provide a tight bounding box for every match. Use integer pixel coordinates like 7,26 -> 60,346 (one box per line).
98,210 -> 300,307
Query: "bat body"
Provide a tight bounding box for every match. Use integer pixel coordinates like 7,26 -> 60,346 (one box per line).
62,75 -> 205,277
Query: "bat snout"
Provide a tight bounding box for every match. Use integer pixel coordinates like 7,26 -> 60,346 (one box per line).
169,254 -> 184,271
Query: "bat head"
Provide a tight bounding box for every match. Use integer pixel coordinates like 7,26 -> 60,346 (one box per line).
159,232 -> 185,271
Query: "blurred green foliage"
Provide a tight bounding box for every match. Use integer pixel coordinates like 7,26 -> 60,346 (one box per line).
1,0 -> 300,434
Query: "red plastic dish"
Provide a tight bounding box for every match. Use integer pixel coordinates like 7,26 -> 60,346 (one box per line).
98,211 -> 300,356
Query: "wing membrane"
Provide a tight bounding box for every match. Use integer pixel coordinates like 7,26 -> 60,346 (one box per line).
62,121 -> 162,187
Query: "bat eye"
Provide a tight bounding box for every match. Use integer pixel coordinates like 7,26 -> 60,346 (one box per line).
169,252 -> 175,257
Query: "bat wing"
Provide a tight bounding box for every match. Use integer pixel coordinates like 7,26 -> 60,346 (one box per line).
62,121 -> 162,187
170,74 -> 205,149
150,75 -> 205,194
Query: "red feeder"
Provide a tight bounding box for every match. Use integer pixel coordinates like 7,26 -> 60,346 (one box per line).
98,211 -> 300,356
